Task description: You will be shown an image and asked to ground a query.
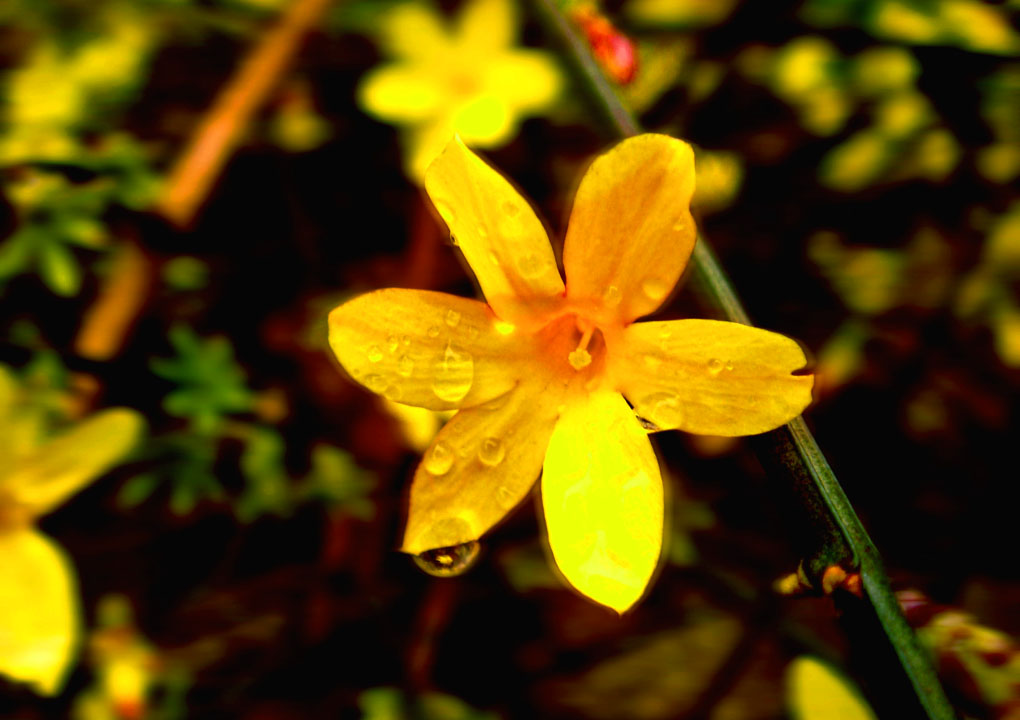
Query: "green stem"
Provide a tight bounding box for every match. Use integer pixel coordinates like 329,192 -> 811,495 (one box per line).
532,1 -> 955,718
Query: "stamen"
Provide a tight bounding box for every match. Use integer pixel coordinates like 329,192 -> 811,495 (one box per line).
568,320 -> 595,370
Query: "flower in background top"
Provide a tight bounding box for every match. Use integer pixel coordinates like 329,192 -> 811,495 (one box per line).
328,134 -> 813,612
0,366 -> 143,694
357,0 -> 564,182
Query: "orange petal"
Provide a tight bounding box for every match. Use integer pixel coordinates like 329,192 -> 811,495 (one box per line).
328,288 -> 524,410
541,390 -> 663,613
613,319 -> 814,436
402,378 -> 563,554
563,134 -> 696,323
424,137 -> 565,325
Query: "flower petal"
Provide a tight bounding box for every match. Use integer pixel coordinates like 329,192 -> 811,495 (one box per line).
0,529 -> 80,695
485,50 -> 563,112
378,2 -> 451,61
4,409 -> 144,517
328,288 -> 525,410
357,63 -> 446,124
424,137 -> 565,324
563,134 -> 697,323
402,378 -> 562,554
541,390 -> 663,613
455,0 -> 516,51
613,319 -> 814,436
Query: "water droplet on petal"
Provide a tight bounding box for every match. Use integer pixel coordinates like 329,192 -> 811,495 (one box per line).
642,277 -> 670,302
502,201 -> 520,218
725,360 -> 734,371
496,485 -> 516,508
397,354 -> 414,377
478,437 -> 505,467
449,233 -> 459,246
445,309 -> 461,327
432,343 -> 474,402
603,285 -> 622,307
387,335 -> 399,353
643,392 -> 682,428
427,326 -> 440,338
424,442 -> 454,475
367,345 -> 383,362
466,326 -> 479,340
476,224 -> 489,238
364,374 -> 388,394
708,358 -> 724,375
494,321 -> 515,335
402,335 -> 411,346
384,385 -> 403,401
413,541 -> 480,577
672,219 -> 685,232
518,253 -> 542,278
434,200 -> 456,225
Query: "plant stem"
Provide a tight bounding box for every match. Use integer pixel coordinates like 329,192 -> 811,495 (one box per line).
531,1 -> 955,718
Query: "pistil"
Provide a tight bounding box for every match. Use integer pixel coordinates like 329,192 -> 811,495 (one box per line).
568,319 -> 595,370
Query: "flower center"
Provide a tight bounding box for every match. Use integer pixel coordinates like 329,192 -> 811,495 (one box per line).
567,319 -> 595,370
535,312 -> 608,385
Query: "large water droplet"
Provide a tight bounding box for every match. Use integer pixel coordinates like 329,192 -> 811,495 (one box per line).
367,345 -> 383,362
427,326 -> 440,338
642,277 -> 670,301
387,335 -> 399,353
397,354 -> 415,377
434,200 -> 456,225
707,358 -> 724,375
424,442 -> 454,475
445,309 -> 461,327
603,285 -> 622,307
518,253 -> 542,278
449,233 -> 459,246
432,343 -> 474,402
478,437 -> 506,467
725,360 -> 734,372
496,485 -> 516,508
643,392 -> 682,427
364,374 -> 388,394
413,541 -> 480,577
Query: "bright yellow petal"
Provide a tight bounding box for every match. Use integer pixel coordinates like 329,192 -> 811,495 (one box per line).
485,50 -> 563,112
455,0 -> 516,51
541,390 -> 663,613
403,118 -> 457,183
357,63 -> 446,124
787,656 -> 878,720
613,320 -> 813,437
450,94 -> 515,147
563,134 -> 697,323
328,288 -> 525,410
379,2 -> 451,61
402,378 -> 562,554
0,529 -> 80,695
4,409 -> 144,517
424,137 -> 565,324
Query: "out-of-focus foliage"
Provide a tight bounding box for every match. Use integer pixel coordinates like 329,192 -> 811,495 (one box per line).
359,686 -> 499,720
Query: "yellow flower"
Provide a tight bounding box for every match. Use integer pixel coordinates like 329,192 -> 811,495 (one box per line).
0,366 -> 143,694
328,134 -> 813,612
357,0 -> 563,182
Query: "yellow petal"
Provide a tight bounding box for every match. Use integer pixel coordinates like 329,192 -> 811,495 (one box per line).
449,94 -> 515,147
328,288 -> 525,410
563,134 -> 697,323
485,50 -> 563,112
404,117 -> 458,184
4,408 -> 144,517
0,528 -> 80,695
402,378 -> 562,554
613,320 -> 813,437
424,137 -> 565,324
379,2 -> 451,61
541,390 -> 663,613
357,63 -> 446,124
787,656 -> 878,720
455,0 -> 516,52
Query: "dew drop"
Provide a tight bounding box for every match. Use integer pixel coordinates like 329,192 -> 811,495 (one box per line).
367,345 -> 383,362
427,325 -> 440,338
401,335 -> 411,346
496,485 -> 516,508
518,253 -> 542,278
488,251 -> 498,265
478,437 -> 506,467
708,358 -> 724,375
466,326 -> 479,340
384,385 -> 403,401
397,354 -> 414,377
445,309 -> 461,327
642,277 -> 670,301
502,201 -> 520,218
432,343 -> 474,402
603,285 -> 622,307
672,219 -> 685,232
643,392 -> 682,427
725,360 -> 734,371
449,234 -> 459,246
424,442 -> 454,475
434,200 -> 456,225
387,335 -> 399,353
364,374 -> 388,394
413,541 -> 480,577
476,224 -> 489,238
